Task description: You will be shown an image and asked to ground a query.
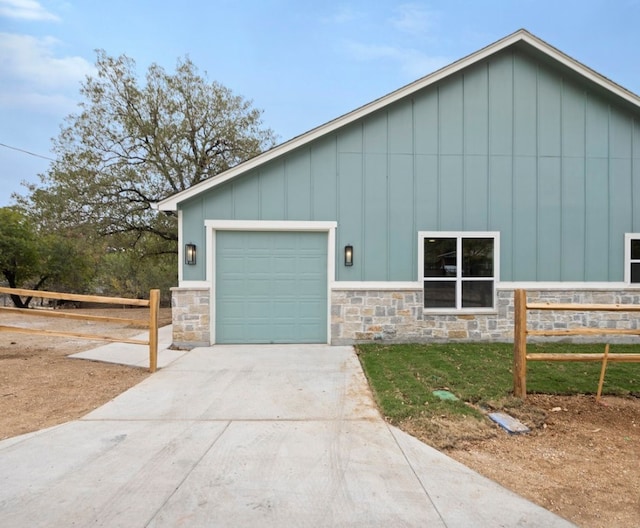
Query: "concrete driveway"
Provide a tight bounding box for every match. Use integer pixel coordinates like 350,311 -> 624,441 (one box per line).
0,344 -> 574,527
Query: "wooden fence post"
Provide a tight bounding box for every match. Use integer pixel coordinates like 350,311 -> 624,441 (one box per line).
513,289 -> 527,398
149,289 -> 160,373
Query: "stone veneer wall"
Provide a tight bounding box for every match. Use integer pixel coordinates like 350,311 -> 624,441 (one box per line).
171,287 -> 210,348
331,288 -> 640,344
170,286 -> 640,347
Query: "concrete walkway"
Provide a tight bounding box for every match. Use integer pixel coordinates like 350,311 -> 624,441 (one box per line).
0,344 -> 575,527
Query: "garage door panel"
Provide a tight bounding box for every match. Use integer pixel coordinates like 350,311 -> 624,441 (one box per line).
246,300 -> 273,318
220,301 -> 245,317
295,300 -> 322,316
271,301 -> 300,318
216,231 -> 327,344
271,260 -> 296,273
297,279 -> 324,296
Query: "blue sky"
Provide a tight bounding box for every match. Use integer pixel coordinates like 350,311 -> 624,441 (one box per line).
1,0 -> 639,206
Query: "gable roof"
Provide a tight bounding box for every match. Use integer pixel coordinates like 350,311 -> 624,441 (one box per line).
156,29 -> 640,211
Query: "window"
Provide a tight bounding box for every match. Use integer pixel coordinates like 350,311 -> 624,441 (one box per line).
420,232 -> 499,310
624,233 -> 640,283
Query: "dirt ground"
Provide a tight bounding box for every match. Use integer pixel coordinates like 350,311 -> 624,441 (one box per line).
0,307 -> 171,439
1,308 -> 639,527
448,395 -> 640,528
397,394 -> 640,528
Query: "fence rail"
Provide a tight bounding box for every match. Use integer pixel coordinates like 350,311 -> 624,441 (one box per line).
513,289 -> 640,399
0,287 -> 160,372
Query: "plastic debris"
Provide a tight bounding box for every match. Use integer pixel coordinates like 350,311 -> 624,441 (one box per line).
488,412 -> 530,434
432,390 -> 459,401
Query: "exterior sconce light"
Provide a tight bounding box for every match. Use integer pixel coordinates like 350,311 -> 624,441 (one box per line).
185,243 -> 197,265
344,245 -> 353,267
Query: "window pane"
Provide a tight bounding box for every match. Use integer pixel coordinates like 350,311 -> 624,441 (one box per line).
462,281 -> 494,308
462,238 -> 493,277
424,238 -> 456,277
424,281 -> 456,308
631,240 -> 640,260
632,263 -> 640,283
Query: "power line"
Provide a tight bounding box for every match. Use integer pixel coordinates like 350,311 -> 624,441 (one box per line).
0,142 -> 56,163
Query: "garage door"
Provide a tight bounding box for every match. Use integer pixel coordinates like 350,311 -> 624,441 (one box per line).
215,231 -> 328,343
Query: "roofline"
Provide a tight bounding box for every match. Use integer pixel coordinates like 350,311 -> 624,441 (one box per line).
155,29 -> 640,211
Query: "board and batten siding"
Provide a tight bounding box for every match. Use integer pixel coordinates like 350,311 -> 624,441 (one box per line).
181,47 -> 640,284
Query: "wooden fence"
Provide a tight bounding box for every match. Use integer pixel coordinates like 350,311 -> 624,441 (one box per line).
513,289 -> 640,399
0,287 -> 160,373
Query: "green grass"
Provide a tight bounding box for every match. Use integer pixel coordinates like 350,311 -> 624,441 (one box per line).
356,342 -> 640,424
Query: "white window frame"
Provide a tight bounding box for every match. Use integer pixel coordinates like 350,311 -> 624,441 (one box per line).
418,231 -> 500,312
624,233 -> 640,284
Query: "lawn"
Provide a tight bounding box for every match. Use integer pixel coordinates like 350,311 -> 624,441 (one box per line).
356,342 -> 640,425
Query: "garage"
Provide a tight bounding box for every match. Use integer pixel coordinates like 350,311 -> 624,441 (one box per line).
215,230 -> 328,343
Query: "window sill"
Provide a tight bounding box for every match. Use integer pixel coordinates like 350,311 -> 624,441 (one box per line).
423,308 -> 498,315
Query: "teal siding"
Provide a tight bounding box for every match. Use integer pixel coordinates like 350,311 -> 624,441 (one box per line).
363,153 -> 387,279
285,150 -> 312,220
181,48 -> 640,283
389,154 -> 415,279
489,156 -> 513,278
561,157 -> 586,280
464,158 -> 489,229
585,158 -> 609,280
415,155 -> 438,228
259,162 -> 285,220
513,156 -> 537,280
440,156 -> 464,230
310,137 -> 338,220
538,157 -> 561,281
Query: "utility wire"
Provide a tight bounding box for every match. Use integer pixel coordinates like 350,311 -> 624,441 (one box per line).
0,142 -> 56,162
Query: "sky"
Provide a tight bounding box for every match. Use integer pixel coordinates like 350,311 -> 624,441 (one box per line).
1,0 -> 640,206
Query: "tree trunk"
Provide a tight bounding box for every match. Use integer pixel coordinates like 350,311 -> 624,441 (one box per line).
3,271 -> 35,308
9,294 -> 31,309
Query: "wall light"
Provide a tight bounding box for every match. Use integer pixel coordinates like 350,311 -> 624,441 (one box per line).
185,243 -> 197,265
344,245 -> 353,267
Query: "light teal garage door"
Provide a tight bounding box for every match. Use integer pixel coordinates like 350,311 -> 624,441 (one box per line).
215,231 -> 328,343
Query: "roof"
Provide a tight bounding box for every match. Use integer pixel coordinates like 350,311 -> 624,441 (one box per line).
156,29 -> 640,211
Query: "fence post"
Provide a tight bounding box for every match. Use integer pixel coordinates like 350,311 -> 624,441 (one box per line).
149,289 -> 160,373
513,289 -> 527,398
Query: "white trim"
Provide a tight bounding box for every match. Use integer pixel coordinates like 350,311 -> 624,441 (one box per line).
204,219 -> 337,231
155,29 -> 640,211
208,226 -> 215,342
206,220 -> 337,345
331,281 -> 420,291
177,210 -> 184,281
624,233 -> 640,285
497,281 -> 633,290
422,308 -> 498,315
177,280 -> 210,289
329,281 -> 640,292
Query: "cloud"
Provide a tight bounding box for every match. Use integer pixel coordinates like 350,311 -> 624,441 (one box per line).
323,5 -> 364,25
331,3 -> 447,79
343,40 -> 449,79
0,32 -> 93,89
0,0 -> 59,21
0,32 -> 94,115
390,3 -> 435,35
0,90 -> 78,115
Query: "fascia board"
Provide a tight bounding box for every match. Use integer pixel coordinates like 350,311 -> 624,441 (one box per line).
518,31 -> 640,107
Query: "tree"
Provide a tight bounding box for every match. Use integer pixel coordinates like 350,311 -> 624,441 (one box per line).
0,207 -> 93,307
19,52 -> 277,246
0,208 -> 38,298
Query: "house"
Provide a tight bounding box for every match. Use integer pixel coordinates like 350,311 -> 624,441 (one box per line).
156,29 -> 640,348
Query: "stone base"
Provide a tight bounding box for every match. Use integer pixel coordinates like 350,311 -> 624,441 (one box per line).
171,286 -> 210,348
331,288 -> 640,344
171,285 -> 640,346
